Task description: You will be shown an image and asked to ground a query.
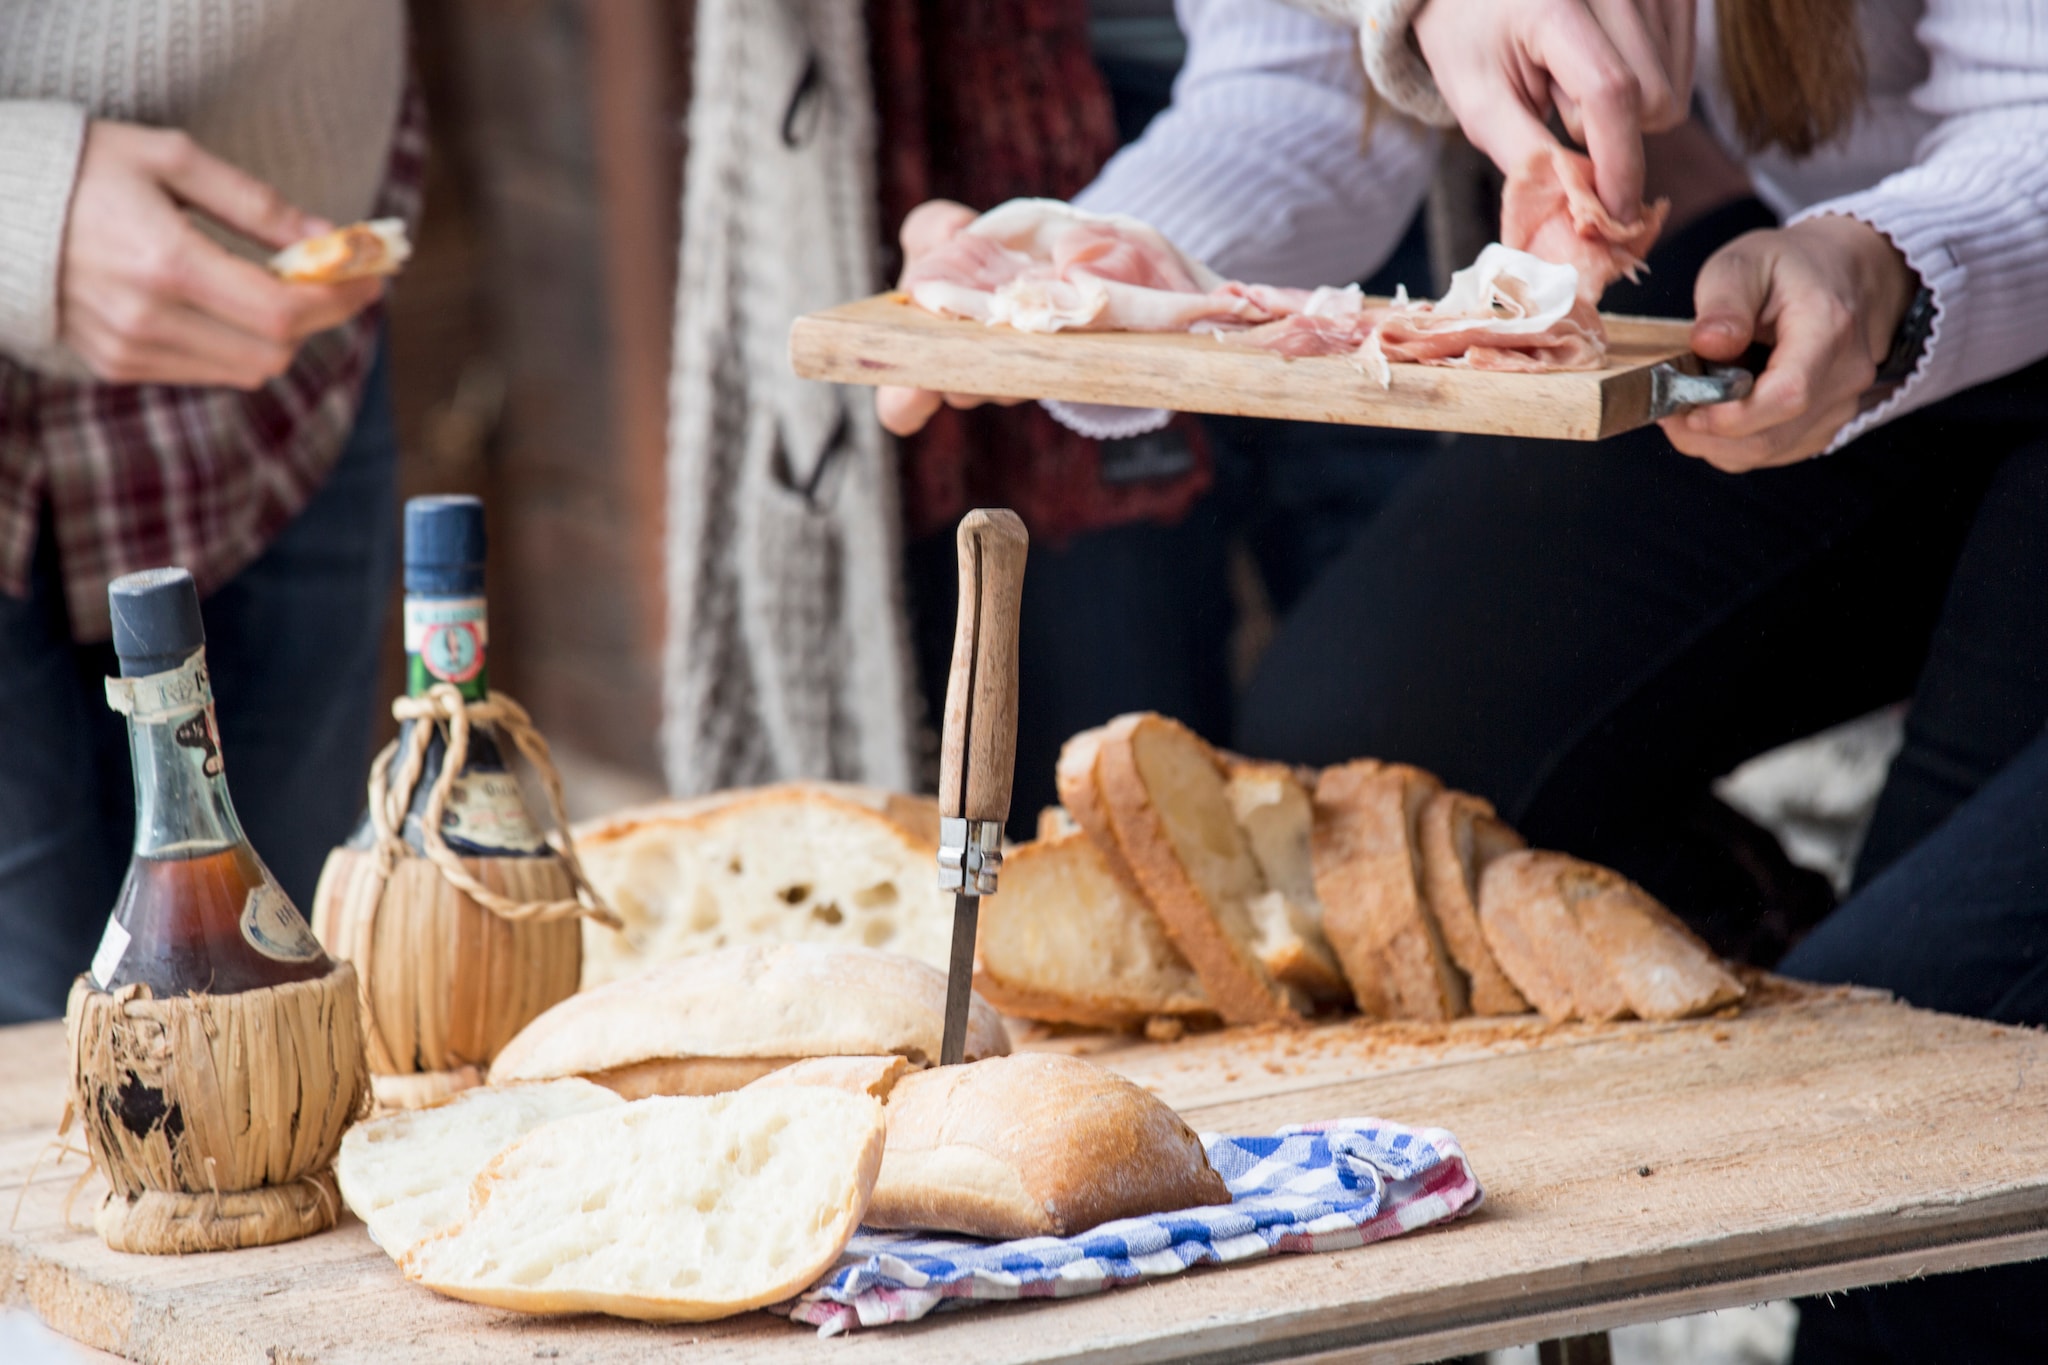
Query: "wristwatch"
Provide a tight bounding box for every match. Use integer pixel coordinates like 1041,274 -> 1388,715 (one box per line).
1874,284 -> 1936,389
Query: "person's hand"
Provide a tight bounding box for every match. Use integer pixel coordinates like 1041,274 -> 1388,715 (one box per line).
1662,215 -> 1917,472
1412,0 -> 1694,222
875,198 -> 1024,436
59,121 -> 385,389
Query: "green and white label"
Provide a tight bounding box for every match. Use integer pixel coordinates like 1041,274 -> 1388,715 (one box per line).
405,597 -> 488,694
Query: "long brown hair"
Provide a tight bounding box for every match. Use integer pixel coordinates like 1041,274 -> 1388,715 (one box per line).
1716,0 -> 1867,156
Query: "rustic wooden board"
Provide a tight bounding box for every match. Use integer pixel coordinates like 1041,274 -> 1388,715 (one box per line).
6,982 -> 2048,1365
787,294 -> 1701,441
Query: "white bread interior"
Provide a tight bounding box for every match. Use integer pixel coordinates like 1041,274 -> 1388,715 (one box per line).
1226,762 -> 1351,1006
400,1089 -> 885,1321
743,1054 -> 912,1101
337,1079 -> 622,1258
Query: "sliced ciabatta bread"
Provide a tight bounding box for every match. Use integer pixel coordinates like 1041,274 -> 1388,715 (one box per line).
1311,760 -> 1467,1021
973,830 -> 1213,1030
489,944 -> 1008,1095
400,1088 -> 886,1321
337,1080 -> 622,1258
1478,850 -> 1745,1022
866,1053 -> 1229,1239
1054,724 -> 1150,901
1418,791 -> 1530,1015
743,1054 -> 911,1101
573,783 -> 950,987
1093,714 -> 1300,1024
1226,762 -> 1351,1007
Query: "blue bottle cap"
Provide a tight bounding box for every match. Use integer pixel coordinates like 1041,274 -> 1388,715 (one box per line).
109,568 -> 206,678
405,495 -> 487,596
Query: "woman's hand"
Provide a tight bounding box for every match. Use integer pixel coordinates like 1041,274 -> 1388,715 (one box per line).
1411,0 -> 1694,222
875,198 -> 1023,436
1663,215 -> 1917,472
59,121 -> 385,390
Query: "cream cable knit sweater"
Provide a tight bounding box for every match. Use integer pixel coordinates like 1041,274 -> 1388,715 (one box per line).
0,0 -> 405,371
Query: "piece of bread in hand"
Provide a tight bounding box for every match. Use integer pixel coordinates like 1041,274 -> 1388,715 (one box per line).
268,218 -> 412,283
973,830 -> 1213,1031
866,1053 -> 1229,1239
1226,762 -> 1351,1007
1093,714 -> 1301,1024
1418,791 -> 1530,1015
1478,850 -> 1745,1022
400,1088 -> 886,1321
337,1079 -> 621,1259
489,944 -> 1009,1095
1311,760 -> 1468,1020
572,783 -> 953,988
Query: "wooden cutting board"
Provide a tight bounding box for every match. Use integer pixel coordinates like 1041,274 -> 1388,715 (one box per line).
788,294 -> 1705,441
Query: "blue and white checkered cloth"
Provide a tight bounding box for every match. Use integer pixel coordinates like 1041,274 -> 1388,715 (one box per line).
788,1117 -> 1482,1335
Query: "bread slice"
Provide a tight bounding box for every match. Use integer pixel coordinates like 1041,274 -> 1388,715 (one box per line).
337,1080 -> 622,1258
1037,805 -> 1081,840
1054,725 -> 1150,902
1418,791 -> 1530,1015
744,1054 -> 911,1101
489,944 -> 1009,1092
866,1053 -> 1229,1239
400,1088 -> 886,1321
1226,763 -> 1351,1007
1311,760 -> 1467,1020
1478,850 -> 1746,1022
973,831 -> 1213,1030
572,783 -> 951,988
1093,715 -> 1300,1024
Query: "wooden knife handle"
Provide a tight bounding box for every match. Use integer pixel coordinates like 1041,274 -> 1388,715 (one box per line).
938,508 -> 1028,825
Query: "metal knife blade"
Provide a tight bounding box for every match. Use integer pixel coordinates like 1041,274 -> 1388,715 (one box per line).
940,895 -> 980,1066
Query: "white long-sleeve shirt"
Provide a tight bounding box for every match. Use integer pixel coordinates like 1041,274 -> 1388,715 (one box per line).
1073,0 -> 2048,446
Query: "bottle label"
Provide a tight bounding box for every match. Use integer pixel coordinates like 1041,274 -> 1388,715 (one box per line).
437,770 -> 547,854
104,653 -> 225,776
241,880 -> 326,963
89,917 -> 131,988
406,597 -> 488,691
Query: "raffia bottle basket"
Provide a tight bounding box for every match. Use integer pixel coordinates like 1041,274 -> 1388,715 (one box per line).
311,684 -> 617,1110
63,962 -> 370,1253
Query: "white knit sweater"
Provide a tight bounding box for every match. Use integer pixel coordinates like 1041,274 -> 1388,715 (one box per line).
1080,0 -> 2048,447
0,0 -> 406,370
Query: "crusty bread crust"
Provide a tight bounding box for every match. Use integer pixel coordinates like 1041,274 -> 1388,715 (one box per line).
1311,760 -> 1467,1021
1094,715 -> 1299,1025
1418,791 -> 1530,1016
1055,725 -> 1151,903
867,1054 -> 1230,1239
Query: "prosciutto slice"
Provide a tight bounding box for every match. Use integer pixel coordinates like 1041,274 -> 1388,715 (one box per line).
1502,147 -> 1670,303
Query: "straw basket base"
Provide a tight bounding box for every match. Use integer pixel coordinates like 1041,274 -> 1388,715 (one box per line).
372,1065 -> 483,1111
94,1169 -> 341,1254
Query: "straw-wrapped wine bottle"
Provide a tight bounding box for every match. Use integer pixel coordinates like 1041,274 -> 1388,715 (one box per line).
312,496 -> 615,1109
66,568 -> 370,1254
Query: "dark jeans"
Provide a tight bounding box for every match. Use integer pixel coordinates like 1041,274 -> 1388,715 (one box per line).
0,346 -> 399,1023
1781,726 -> 2048,1364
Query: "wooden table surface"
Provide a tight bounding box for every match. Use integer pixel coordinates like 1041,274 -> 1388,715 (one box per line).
6,980 -> 2047,1364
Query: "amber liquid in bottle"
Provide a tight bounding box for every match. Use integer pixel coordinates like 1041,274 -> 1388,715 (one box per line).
90,644 -> 330,997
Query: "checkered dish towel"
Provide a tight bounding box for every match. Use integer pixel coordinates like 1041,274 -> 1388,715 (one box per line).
788,1117 -> 1482,1335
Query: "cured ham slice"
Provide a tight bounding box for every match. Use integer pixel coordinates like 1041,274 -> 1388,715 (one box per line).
1501,147 -> 1670,303
1360,247 -> 1607,384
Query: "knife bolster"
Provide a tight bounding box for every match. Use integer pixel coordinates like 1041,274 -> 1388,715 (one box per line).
939,817 -> 1004,896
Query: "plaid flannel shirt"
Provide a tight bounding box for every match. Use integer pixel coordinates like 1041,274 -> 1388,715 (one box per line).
0,83 -> 425,642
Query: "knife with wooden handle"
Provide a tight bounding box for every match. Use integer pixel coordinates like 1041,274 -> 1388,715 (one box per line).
936,508 -> 1028,1066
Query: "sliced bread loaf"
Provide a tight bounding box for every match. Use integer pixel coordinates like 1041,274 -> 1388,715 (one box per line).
1417,791 -> 1530,1015
489,944 -> 1009,1094
1311,760 -> 1468,1020
1093,714 -> 1300,1024
573,783 -> 951,988
1478,850 -> 1745,1022
400,1088 -> 886,1321
743,1054 -> 911,1100
973,830 -> 1213,1030
1226,762 -> 1351,1007
866,1053 -> 1229,1239
336,1079 -> 622,1258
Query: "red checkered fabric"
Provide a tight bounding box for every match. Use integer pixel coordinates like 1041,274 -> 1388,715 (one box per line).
0,82 -> 426,641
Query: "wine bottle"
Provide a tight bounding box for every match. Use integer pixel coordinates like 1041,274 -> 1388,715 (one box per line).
88,569 -> 331,996
347,495 -> 547,857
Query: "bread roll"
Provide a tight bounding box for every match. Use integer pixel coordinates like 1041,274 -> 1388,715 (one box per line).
867,1054 -> 1229,1239
489,944 -> 1009,1092
400,1089 -> 886,1321
1312,761 -> 1467,1020
1417,791 -> 1530,1015
337,1079 -> 621,1258
1478,850 -> 1745,1022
